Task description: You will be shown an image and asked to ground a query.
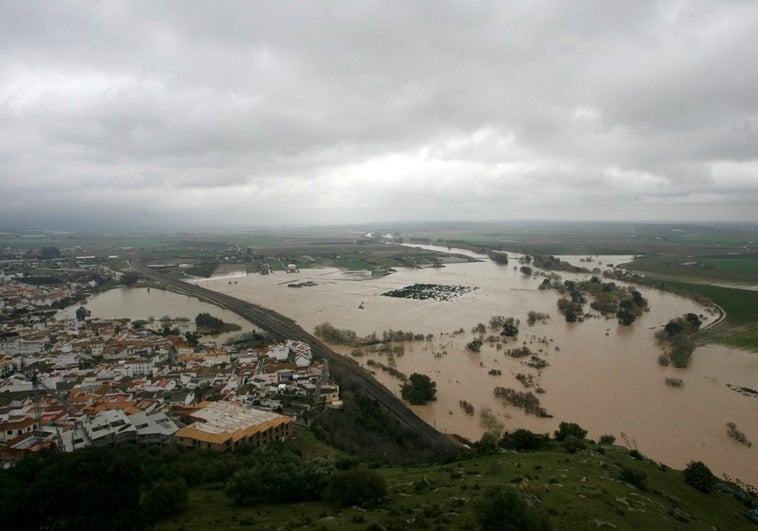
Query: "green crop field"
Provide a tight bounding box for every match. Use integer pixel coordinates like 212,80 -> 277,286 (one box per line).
619,255 -> 758,285
184,264 -> 219,278
703,258 -> 758,274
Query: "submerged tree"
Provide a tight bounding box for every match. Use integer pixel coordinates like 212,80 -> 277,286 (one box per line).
400,373 -> 437,404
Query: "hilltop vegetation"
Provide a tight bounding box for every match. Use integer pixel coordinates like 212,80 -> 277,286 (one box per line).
3,424 -> 755,531
161,427 -> 756,530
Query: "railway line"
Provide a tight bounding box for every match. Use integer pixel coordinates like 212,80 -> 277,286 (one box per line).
130,259 -> 452,451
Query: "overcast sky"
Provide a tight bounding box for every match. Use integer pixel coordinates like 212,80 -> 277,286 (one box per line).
1,1 -> 757,229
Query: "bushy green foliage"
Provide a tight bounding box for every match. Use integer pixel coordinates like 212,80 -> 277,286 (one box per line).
599,434 -> 616,445
313,321 -> 358,345
502,317 -> 520,337
401,373 -> 437,404
142,478 -> 188,519
619,466 -> 648,491
616,308 -> 636,325
683,460 -> 716,493
568,279 -> 648,325
467,338 -> 484,352
474,485 -> 551,530
475,430 -> 502,455
489,315 -> 508,329
323,467 -> 388,507
591,291 -> 619,314
685,312 -> 702,329
194,312 -> 240,333
532,254 -> 588,273
195,312 -> 224,329
557,297 -> 583,322
225,452 -> 335,505
494,387 -> 550,417
501,429 -> 550,451
0,446 -> 145,530
527,310 -> 550,325
561,435 -> 585,454
488,251 -> 509,264
658,331 -> 696,367
554,422 -> 588,442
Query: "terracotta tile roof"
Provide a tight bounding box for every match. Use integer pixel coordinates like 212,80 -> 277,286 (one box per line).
175,401 -> 291,447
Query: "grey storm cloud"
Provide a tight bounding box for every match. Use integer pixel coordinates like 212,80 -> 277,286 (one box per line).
1,0 -> 757,229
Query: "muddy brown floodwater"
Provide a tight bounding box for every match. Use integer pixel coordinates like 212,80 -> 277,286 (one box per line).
194,249 -> 757,486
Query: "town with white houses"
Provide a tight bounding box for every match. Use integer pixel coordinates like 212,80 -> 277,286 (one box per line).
0,267 -> 340,465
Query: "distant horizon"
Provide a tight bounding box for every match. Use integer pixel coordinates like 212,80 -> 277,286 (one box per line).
2,218 -> 758,235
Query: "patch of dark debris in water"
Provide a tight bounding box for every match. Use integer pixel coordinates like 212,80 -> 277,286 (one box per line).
382,283 -> 477,301
726,383 -> 757,398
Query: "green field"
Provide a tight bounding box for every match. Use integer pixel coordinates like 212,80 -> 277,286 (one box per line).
704,258 -> 758,274
184,264 -> 219,278
627,255 -> 758,285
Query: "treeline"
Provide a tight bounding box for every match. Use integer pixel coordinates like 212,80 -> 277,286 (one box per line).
195,312 -> 241,334
488,250 -> 509,264
314,322 -> 358,345
225,450 -> 386,508
0,440 -> 390,530
519,253 -> 590,274
0,445 -> 185,530
313,322 -> 428,346
226,330 -> 272,349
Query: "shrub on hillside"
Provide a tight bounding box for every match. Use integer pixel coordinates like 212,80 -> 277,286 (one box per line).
323,467 -> 388,508
476,430 -> 502,455
619,466 -> 648,491
554,422 -> 588,442
500,429 -> 550,451
683,460 -> 716,493
474,485 -> 551,531
142,478 -> 188,519
561,435 -> 585,454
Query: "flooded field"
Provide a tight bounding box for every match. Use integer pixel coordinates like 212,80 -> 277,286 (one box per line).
194,248 -> 757,485
58,287 -> 256,344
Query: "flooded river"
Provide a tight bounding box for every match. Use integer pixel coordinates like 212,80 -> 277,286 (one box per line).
191,247 -> 757,485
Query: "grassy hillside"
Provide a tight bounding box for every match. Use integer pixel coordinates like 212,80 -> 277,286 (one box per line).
157,429 -> 756,531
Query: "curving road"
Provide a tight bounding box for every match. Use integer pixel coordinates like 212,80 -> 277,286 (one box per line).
130,259 -> 453,451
